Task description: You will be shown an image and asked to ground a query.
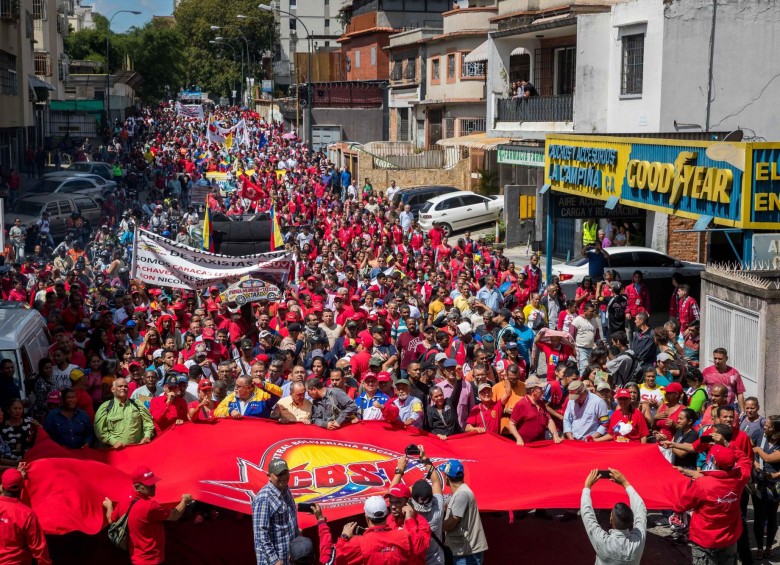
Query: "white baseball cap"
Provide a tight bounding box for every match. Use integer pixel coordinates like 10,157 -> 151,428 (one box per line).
363,495 -> 388,519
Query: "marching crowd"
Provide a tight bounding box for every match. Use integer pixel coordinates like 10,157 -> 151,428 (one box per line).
0,103 -> 777,565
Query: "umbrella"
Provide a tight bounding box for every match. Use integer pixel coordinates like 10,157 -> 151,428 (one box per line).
282,132 -> 296,140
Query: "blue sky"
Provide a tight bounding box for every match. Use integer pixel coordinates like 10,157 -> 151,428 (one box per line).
91,0 -> 171,32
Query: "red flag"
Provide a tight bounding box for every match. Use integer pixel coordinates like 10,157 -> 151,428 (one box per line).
24,420 -> 690,535
240,176 -> 262,201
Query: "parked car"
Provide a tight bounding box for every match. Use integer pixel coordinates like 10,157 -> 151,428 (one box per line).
0,308 -> 52,402
68,161 -> 114,181
43,171 -> 117,194
7,194 -> 102,240
554,245 -> 704,313
418,191 -> 503,235
26,175 -> 105,201
390,185 -> 459,219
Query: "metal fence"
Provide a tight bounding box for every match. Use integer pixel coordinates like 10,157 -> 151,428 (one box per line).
496,94 -> 573,122
360,142 -> 467,170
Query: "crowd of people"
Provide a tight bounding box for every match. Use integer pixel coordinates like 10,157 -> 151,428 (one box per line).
0,102 -> 777,565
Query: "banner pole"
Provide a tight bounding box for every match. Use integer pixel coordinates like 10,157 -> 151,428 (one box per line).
130,222 -> 139,281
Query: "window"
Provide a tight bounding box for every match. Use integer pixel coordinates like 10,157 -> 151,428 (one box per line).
436,196 -> 464,211
289,18 -> 296,32
289,0 -> 297,8
431,58 -> 440,80
74,197 -> 96,211
461,194 -> 488,206
621,33 -> 644,95
553,46 -> 575,95
354,50 -> 360,68
458,118 -> 485,134
32,0 -> 46,20
370,47 -> 376,66
444,117 -> 454,139
34,52 -> 51,77
391,60 -> 403,81
403,57 -> 415,80
461,58 -> 486,78
446,53 -> 455,79
0,0 -> 15,19
0,51 -> 18,95
324,18 -> 330,29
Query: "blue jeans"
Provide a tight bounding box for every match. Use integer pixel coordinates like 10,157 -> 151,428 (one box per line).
454,553 -> 484,565
577,346 -> 592,373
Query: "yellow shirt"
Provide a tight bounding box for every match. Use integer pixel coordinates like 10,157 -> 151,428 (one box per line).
428,299 -> 445,321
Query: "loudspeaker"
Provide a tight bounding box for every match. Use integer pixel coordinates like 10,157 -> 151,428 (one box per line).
216,241 -> 272,256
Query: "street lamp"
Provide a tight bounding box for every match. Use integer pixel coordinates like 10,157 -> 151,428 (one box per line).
258,3 -> 312,150
214,36 -> 244,102
211,24 -> 253,106
210,40 -> 239,103
106,10 -> 141,130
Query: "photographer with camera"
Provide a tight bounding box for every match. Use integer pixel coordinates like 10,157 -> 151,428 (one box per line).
581,468 -> 646,564
315,495 -> 420,564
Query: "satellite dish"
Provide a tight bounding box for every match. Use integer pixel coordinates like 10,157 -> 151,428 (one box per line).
723,129 -> 744,142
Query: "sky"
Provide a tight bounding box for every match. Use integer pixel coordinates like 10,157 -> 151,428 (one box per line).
91,0 -> 172,32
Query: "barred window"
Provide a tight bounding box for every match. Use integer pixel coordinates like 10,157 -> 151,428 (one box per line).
461,58 -> 485,78
431,58 -> 439,80
446,54 -> 455,79
621,33 -> 644,95
0,51 -> 18,95
0,0 -> 15,19
444,117 -> 455,139
391,60 -> 402,81
33,0 -> 46,20
459,118 -> 486,135
34,52 -> 51,77
403,57 -> 415,80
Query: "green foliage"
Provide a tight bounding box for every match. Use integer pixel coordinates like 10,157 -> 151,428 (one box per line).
476,168 -> 500,196
64,0 -> 274,102
174,0 -> 275,96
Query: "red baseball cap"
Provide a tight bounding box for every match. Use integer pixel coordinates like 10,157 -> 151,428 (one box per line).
1,468 -> 24,492
253,353 -> 270,365
665,382 -> 684,394
709,444 -> 736,470
198,379 -> 213,391
361,335 -> 374,349
131,466 -> 161,487
202,328 -> 215,340
614,388 -> 630,399
285,312 -> 299,322
388,484 -> 411,498
377,371 -> 392,383
207,303 -> 219,312
313,304 -> 324,312
367,314 -> 378,322
171,364 -> 189,374
443,297 -> 454,306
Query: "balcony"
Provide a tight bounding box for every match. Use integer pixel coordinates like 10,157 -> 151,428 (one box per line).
496,94 -> 573,123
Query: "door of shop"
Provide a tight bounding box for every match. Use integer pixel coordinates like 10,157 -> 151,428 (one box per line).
553,218 -> 575,259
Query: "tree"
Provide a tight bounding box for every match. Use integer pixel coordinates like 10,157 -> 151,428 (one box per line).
124,20 -> 186,103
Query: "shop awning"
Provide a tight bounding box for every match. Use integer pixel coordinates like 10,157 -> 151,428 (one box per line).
436,133 -> 511,150
28,74 -> 56,91
510,47 -> 531,57
464,40 -> 490,63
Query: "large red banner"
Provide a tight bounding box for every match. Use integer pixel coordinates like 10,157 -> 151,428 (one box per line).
23,420 -> 689,535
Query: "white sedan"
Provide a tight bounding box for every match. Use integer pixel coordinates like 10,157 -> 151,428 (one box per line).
554,246 -> 704,310
418,191 -> 503,236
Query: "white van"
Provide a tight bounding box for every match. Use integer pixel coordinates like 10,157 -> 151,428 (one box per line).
0,308 -> 52,401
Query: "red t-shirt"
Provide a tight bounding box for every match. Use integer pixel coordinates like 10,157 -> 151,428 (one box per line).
537,343 -> 573,381
111,494 -> 170,565
607,408 -> 649,442
510,396 -> 550,443
466,401 -> 503,434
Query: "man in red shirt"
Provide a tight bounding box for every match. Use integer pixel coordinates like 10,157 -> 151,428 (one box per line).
702,347 -> 746,413
104,467 -> 192,565
673,445 -> 751,564
0,467 -> 51,565
506,376 -> 562,445
149,374 -> 188,433
385,483 -> 431,565
465,381 -> 510,434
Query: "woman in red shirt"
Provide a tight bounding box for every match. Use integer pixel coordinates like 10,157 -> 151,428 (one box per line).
575,276 -> 597,315
650,382 -> 686,442
598,388 -> 649,443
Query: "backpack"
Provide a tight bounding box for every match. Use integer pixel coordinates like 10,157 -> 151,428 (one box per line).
606,295 -> 628,333
107,498 -> 139,551
616,351 -> 643,386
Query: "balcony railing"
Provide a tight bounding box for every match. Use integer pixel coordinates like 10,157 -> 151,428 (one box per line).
497,94 -> 573,123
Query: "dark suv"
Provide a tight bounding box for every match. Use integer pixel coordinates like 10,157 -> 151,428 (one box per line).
390,185 -> 459,218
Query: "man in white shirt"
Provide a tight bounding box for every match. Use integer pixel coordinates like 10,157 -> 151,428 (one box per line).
399,204 -> 414,233
386,179 -> 399,201
569,302 -> 603,373
581,468 -> 646,565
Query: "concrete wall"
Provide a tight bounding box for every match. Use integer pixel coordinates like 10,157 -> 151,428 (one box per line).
426,36 -> 489,102
360,155 -> 471,193
660,0 -> 780,140
701,270 -> 780,415
573,14 -> 611,134
310,108 -> 384,145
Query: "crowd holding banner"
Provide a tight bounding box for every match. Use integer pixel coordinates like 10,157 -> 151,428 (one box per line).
0,101 -> 777,565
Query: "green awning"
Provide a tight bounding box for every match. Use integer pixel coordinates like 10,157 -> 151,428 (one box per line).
49,100 -> 105,112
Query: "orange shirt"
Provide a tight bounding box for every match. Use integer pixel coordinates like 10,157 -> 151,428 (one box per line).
492,381 -> 526,435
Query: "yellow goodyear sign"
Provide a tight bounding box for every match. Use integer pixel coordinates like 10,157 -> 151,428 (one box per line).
545,135 -> 780,229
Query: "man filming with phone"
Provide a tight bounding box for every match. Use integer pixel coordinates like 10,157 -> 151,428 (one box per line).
580,468 -> 646,564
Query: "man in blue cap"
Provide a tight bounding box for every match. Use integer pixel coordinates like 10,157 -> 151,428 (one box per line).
441,459 -> 488,564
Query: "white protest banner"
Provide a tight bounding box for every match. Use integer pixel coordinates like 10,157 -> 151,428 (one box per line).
132,229 -> 292,291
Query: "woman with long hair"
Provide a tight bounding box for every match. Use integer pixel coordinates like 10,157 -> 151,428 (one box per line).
595,388 -> 648,443
1,399 -> 39,460
752,415 -> 780,560
575,276 -> 597,315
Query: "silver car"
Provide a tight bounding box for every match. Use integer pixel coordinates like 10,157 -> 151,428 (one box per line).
26,175 -> 105,201
43,171 -> 117,194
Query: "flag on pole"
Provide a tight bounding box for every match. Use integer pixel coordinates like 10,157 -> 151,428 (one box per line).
269,205 -> 284,251
224,132 -> 233,151
203,198 -> 214,252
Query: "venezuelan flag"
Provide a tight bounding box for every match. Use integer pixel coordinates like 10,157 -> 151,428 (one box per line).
203,199 -> 214,252
270,204 -> 284,251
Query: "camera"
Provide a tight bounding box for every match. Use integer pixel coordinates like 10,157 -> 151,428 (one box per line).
405,444 -> 421,457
